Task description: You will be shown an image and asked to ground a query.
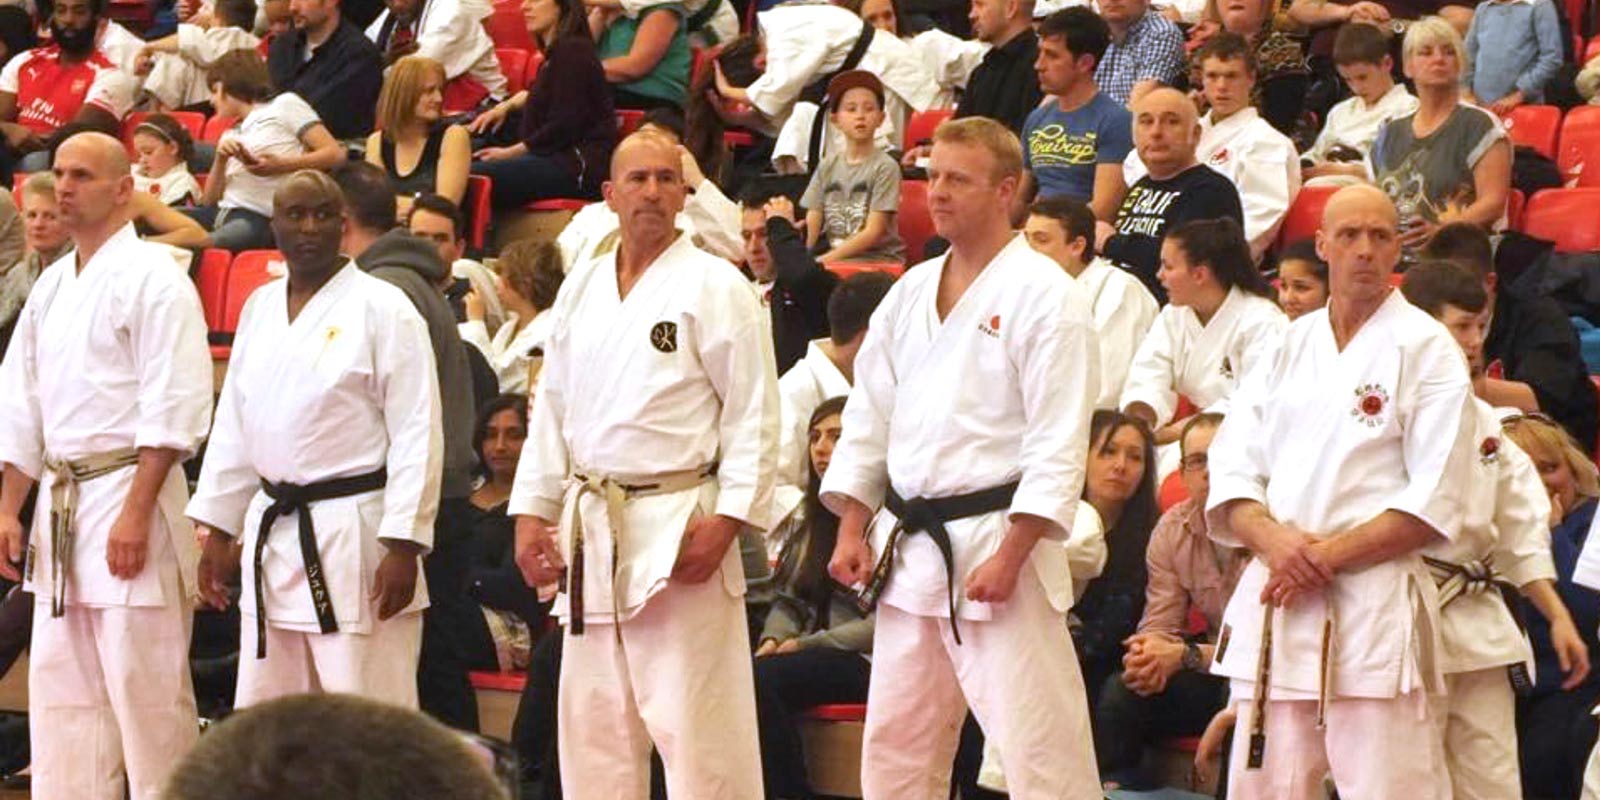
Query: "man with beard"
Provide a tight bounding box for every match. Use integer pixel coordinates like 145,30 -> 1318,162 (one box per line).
0,0 -> 136,176
267,0 -> 384,139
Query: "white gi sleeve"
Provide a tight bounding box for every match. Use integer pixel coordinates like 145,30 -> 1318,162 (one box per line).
819,285 -> 902,516
1093,273 -> 1157,408
457,318 -> 494,361
1204,333 -> 1284,547
1119,308 -> 1180,426
1009,280 -> 1099,540
373,298 -> 443,549
684,179 -> 743,263
187,293 -> 267,537
0,53 -> 22,96
508,280 -> 574,522
84,68 -> 136,122
1491,435 -> 1557,588
415,0 -> 493,80
774,367 -> 814,491
746,18 -> 834,119
1238,134 -> 1301,260
0,269 -> 49,478
698,272 -> 780,529
1065,500 -> 1107,595
1389,334 -> 1476,541
125,255 -> 213,455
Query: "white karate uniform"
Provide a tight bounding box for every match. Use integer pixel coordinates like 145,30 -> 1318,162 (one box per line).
141,23 -> 259,110
775,338 -> 851,490
96,19 -> 146,75
1074,257 -> 1158,410
458,310 -> 553,395
187,262 -> 442,710
508,233 -> 778,800
0,224 -> 211,800
1124,107 -> 1301,259
553,179 -> 743,268
907,27 -> 988,108
365,0 -> 508,109
1205,290 -> 1477,800
819,234 -> 1102,799
1303,84 -> 1419,173
1427,398 -> 1553,800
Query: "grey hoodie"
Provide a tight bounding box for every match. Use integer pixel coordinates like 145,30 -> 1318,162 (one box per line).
356,228 -> 476,501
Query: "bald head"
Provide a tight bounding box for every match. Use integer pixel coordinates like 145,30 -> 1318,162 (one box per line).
1132,87 -> 1201,179
1316,184 -> 1401,305
52,131 -> 134,236
1134,87 -> 1197,126
272,169 -> 348,281
274,168 -> 346,211
609,130 -> 682,182
604,130 -> 687,250
58,132 -> 130,177
1322,184 -> 1397,229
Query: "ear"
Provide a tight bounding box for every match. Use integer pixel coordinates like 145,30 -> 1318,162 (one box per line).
601,180 -> 617,211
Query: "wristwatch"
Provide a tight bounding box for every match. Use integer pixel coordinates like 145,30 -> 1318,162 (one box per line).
1181,641 -> 1203,672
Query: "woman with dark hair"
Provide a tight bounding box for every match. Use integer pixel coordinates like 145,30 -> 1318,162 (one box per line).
467,0 -> 616,208
1121,217 -> 1287,452
752,396 -> 873,800
682,34 -> 759,185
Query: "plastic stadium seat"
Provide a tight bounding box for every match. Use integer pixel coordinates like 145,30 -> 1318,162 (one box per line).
803,704 -> 867,722
201,115 -> 238,143
1521,188 -> 1600,252
904,109 -> 954,149
1559,105 -> 1600,187
525,48 -> 545,81
195,248 -> 232,332
825,262 -> 906,279
1157,469 -> 1188,513
1275,184 -> 1338,248
220,250 -> 281,330
495,48 -> 530,94
1507,188 -> 1526,229
484,6 -> 535,51
898,180 -> 935,263
1504,105 -> 1561,160
123,110 -> 206,150
1588,34 -> 1600,64
464,175 -> 493,252
616,109 -> 646,136
526,198 -> 588,212
468,671 -> 528,692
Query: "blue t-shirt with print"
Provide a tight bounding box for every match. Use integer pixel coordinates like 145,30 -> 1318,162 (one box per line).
1023,92 -> 1133,202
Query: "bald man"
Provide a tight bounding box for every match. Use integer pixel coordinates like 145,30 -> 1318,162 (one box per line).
1202,185 -> 1476,799
0,132 -> 211,799
510,131 -> 777,800
188,171 -> 442,710
1095,86 -> 1242,303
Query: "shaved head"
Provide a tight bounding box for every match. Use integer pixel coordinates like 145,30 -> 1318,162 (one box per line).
1322,184 -> 1397,229
608,130 -> 681,182
53,131 -> 134,236
58,132 -> 130,177
1132,87 -> 1201,179
604,130 -> 687,252
1133,87 -> 1197,126
1316,184 -> 1401,305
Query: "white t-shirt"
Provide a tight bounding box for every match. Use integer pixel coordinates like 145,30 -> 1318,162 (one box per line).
134,162 -> 202,206
220,92 -> 322,216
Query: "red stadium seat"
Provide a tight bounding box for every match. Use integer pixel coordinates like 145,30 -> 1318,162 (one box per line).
1559,106 -> 1600,187
122,111 -> 206,152
803,704 -> 867,722
825,261 -> 906,278
1522,188 -> 1600,251
691,46 -> 712,86
495,48 -> 530,94
903,109 -> 953,149
210,249 -> 280,359
195,248 -> 232,332
898,179 -> 935,263
201,115 -> 238,143
525,48 -> 545,81
1275,184 -> 1338,248
526,198 -> 588,212
1507,188 -> 1526,229
1504,105 -> 1561,160
468,670 -> 528,692
464,175 -> 492,252
1588,34 -> 1600,64
484,6 -> 535,51
1157,469 -> 1188,513
616,109 -> 646,136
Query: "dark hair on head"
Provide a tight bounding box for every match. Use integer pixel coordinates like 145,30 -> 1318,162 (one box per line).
1084,409 -> 1158,590
1400,258 -> 1488,316
496,239 -> 566,310
134,112 -> 197,163
639,107 -> 687,141
1332,21 -> 1392,66
684,36 -> 762,187
550,0 -> 592,40
408,192 -> 466,240
1194,30 -> 1258,76
714,34 -> 764,88
472,393 -> 528,478
1037,7 -> 1111,69
828,271 -> 895,345
1418,221 -> 1493,277
1165,218 -> 1276,299
216,0 -> 257,30
331,161 -> 399,232
1029,196 -> 1098,261
1278,238 -> 1328,283
207,49 -> 274,104
43,0 -> 110,19
1179,412 -> 1224,457
738,180 -> 792,209
776,395 -> 850,621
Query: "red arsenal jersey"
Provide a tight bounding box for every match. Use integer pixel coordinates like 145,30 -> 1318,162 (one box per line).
0,46 -> 126,136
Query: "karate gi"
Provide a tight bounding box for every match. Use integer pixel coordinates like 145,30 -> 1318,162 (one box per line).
1075,257 -> 1158,410
458,310 -> 553,395
1124,107 -> 1301,259
553,178 -> 743,269
509,233 -> 778,800
0,224 -> 211,800
1304,84 -> 1418,179
1426,398 -> 1553,800
365,0 -> 508,112
141,23 -> 259,110
1119,285 -> 1286,426
1204,290 -> 1477,800
907,28 -> 988,109
187,262 -> 442,709
775,338 -> 851,492
819,234 -> 1102,799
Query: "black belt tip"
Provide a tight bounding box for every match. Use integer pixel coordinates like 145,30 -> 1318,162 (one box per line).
1247,734 -> 1265,770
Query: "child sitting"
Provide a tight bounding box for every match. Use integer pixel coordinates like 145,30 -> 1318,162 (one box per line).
136,0 -> 261,111
800,70 -> 904,264
131,114 -> 202,206
1274,238 -> 1328,320
1302,22 -> 1417,185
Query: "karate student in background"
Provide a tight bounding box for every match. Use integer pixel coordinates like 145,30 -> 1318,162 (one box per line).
135,0 -> 260,110
1024,195 -> 1157,410
1401,258 -> 1591,800
1301,22 -> 1418,186
365,0 -> 508,114
130,114 -> 202,206
1205,185 -> 1477,800
188,170 -> 443,710
824,117 -> 1102,799
1276,239 -> 1329,321
0,132 -> 212,800
1120,217 -> 1285,467
510,131 -> 778,800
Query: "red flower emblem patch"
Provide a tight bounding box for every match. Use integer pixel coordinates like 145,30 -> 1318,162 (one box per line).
990,315 -> 1001,331
979,314 -> 1001,338
1480,436 -> 1500,465
1350,383 -> 1391,428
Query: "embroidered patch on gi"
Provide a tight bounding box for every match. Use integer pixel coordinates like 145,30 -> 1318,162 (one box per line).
1350,383 -> 1390,428
650,321 -> 678,353
1479,436 -> 1501,466
978,315 -> 1001,338
1209,147 -> 1230,166
1220,356 -> 1235,381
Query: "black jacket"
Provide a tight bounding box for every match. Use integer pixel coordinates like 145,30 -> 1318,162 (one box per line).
1487,286 -> 1600,451
765,216 -> 839,373
268,19 -> 384,140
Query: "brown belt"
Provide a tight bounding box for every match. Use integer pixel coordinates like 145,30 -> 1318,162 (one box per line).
44,447 -> 141,618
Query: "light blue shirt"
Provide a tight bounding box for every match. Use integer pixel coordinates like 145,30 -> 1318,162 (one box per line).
1463,0 -> 1564,103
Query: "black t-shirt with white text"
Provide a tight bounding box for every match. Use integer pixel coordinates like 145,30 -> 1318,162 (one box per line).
1102,164 -> 1243,303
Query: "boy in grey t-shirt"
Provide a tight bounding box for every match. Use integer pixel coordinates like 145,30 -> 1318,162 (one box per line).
801,70 -> 905,264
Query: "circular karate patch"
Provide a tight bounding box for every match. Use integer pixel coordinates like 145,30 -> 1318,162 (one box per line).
650,321 -> 678,353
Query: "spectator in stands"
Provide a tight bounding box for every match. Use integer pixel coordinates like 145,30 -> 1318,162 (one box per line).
1095,413 -> 1245,791
1096,87 -> 1244,302
1371,16 -> 1511,250
1022,7 -> 1133,220
0,172 -> 56,355
0,8 -> 33,71
0,0 -> 136,176
1289,0 -> 1476,65
1186,0 -> 1311,135
1462,0 -> 1563,113
467,0 -> 615,209
801,71 -> 905,264
266,0 -> 385,139
1276,237 -> 1329,320
461,393 -> 547,673
592,0 -> 690,110
1302,22 -> 1418,185
365,55 -> 471,218
1127,32 -> 1300,260
1025,195 -> 1157,410
165,694 -> 510,800
194,50 -> 345,250
1505,413 -> 1600,800
130,113 -> 203,206
407,191 -> 497,322
743,187 -> 838,374
460,239 -> 565,395
136,0 -> 261,110
364,0 -> 509,115
1094,0 -> 1185,105
754,395 -> 874,800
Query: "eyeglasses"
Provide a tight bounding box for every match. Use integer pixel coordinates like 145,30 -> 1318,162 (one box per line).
1179,452 -> 1208,472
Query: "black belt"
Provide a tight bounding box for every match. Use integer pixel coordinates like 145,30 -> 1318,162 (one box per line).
254,468 -> 387,658
859,481 -> 1019,646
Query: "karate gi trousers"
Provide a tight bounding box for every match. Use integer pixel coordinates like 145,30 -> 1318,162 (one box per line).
1437,667 -> 1522,800
235,608 -> 424,709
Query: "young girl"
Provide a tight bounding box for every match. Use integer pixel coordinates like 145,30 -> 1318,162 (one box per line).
131,113 -> 202,207
1276,239 -> 1329,321
801,70 -> 904,263
460,240 -> 566,394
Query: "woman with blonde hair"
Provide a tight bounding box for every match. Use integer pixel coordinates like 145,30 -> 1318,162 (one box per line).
460,239 -> 566,394
366,56 -> 471,219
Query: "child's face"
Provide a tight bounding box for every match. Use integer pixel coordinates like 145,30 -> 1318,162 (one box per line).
830,87 -> 884,144
132,131 -> 180,176
1335,59 -> 1392,103
1277,257 -> 1328,320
